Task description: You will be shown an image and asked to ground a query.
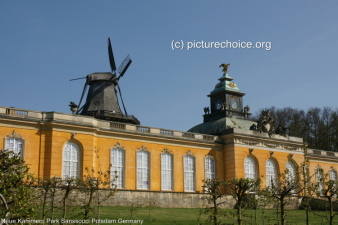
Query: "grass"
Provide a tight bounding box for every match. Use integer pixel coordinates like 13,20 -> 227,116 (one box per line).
37,205 -> 338,225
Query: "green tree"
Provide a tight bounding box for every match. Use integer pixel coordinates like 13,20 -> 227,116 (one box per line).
200,179 -> 226,225
0,149 -> 36,220
59,177 -> 79,221
299,145 -> 316,225
313,168 -> 338,225
36,176 -> 62,220
225,178 -> 261,225
77,167 -> 117,220
263,167 -> 303,225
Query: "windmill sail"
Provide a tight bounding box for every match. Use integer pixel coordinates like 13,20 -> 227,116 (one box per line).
108,38 -> 116,72
118,54 -> 132,78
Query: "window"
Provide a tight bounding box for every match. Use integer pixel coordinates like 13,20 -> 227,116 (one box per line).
330,169 -> 337,181
315,168 -> 324,193
286,161 -> 296,182
266,159 -> 277,187
62,142 -> 80,179
111,148 -> 125,188
286,161 -> 297,193
161,153 -> 173,191
5,138 -> 23,157
184,155 -> 195,192
205,157 -> 215,180
244,157 -> 256,180
330,169 -> 337,196
137,151 -> 149,189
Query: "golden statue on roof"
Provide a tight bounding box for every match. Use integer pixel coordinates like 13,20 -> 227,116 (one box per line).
219,63 -> 230,73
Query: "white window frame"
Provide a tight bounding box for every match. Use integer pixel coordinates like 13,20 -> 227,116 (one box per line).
286,161 -> 296,182
62,142 -> 80,179
184,155 -> 195,192
205,157 -> 215,180
286,161 -> 297,193
266,159 -> 277,187
244,157 -> 257,180
137,151 -> 149,190
161,153 -> 173,191
5,138 -> 24,157
5,131 -> 25,158
330,169 -> 337,181
315,168 -> 324,193
111,148 -> 125,189
329,169 -> 337,197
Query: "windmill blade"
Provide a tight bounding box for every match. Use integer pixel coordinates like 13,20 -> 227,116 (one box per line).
108,37 -> 117,72
116,83 -> 128,115
117,54 -> 132,79
114,86 -> 121,112
69,76 -> 86,81
76,77 -> 89,114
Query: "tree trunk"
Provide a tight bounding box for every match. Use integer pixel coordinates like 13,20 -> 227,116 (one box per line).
42,190 -> 48,220
62,198 -> 67,220
280,197 -> 286,225
329,198 -> 333,225
213,195 -> 218,225
237,199 -> 242,225
84,190 -> 94,219
237,207 -> 242,225
305,207 -> 310,225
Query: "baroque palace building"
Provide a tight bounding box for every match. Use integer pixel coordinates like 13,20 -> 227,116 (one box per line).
1,67 -> 338,207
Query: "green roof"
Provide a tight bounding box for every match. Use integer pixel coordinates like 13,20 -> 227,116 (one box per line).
210,73 -> 243,95
188,117 -> 256,135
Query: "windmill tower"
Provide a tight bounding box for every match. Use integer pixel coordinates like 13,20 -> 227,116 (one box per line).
74,38 -> 140,125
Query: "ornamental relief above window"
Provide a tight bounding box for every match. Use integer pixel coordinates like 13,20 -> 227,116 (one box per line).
112,142 -> 126,151
137,145 -> 150,152
6,130 -> 25,140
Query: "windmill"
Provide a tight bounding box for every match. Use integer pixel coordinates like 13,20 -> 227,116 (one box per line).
71,38 -> 140,125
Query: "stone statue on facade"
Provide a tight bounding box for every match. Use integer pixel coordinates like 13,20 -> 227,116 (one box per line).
69,102 -> 78,114
244,105 -> 250,113
204,107 -> 210,114
253,110 -> 276,137
250,110 -> 289,137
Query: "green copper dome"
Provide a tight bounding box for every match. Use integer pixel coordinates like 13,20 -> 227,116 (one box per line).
188,117 -> 256,135
210,73 -> 243,95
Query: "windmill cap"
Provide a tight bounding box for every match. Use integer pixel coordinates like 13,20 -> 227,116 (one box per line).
87,72 -> 117,82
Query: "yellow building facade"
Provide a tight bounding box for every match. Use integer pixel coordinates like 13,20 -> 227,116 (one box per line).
1,107 -> 338,190
2,71 -> 338,207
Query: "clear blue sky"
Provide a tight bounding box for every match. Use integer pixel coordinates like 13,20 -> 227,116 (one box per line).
1,1 -> 337,132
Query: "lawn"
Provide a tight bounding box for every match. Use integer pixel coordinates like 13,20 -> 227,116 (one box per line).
41,206 -> 338,225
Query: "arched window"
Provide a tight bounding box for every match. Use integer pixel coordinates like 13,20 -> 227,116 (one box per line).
161,153 -> 173,191
137,150 -> 149,189
205,157 -> 215,180
62,142 -> 80,179
315,167 -> 324,193
266,159 -> 277,187
244,157 -> 257,180
330,168 -> 337,196
286,161 -> 297,193
184,155 -> 195,192
111,148 -> 125,188
286,161 -> 296,182
330,169 -> 337,181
